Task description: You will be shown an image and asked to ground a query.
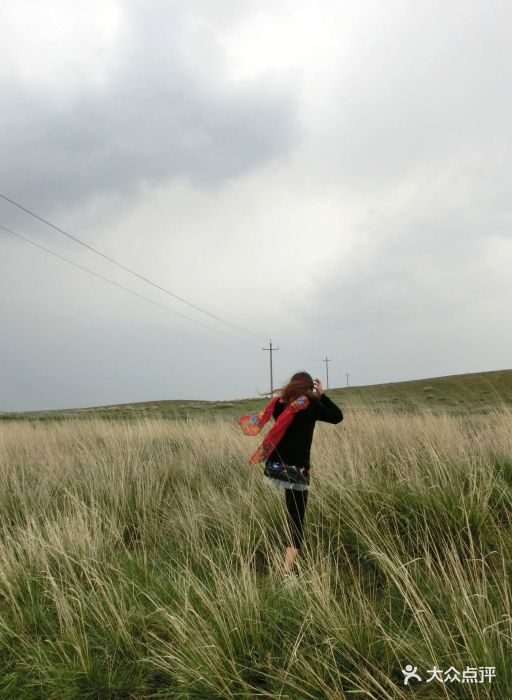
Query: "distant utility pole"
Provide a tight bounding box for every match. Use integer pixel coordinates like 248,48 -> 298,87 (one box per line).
323,356 -> 331,390
263,339 -> 279,396
346,372 -> 350,387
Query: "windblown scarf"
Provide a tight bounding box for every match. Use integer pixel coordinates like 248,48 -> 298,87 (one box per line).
238,394 -> 310,464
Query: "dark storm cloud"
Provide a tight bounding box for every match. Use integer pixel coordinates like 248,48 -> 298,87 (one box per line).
0,2 -> 299,222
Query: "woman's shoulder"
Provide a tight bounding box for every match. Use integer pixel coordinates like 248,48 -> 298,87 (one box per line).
273,398 -> 286,414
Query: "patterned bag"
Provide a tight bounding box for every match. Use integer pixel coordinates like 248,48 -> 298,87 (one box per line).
264,460 -> 310,485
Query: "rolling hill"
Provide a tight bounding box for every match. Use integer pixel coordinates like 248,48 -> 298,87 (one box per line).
1,369 -> 511,422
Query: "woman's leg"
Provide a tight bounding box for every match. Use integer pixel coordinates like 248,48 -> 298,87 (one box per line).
284,546 -> 299,573
284,488 -> 309,572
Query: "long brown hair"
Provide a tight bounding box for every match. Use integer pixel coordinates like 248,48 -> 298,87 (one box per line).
278,371 -> 318,404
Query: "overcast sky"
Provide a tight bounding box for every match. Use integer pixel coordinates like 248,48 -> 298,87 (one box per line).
1,0 -> 511,411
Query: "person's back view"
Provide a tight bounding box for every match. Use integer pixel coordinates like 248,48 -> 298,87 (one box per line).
239,371 -> 343,578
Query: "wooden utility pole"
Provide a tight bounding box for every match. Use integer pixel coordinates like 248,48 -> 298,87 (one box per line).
346,372 -> 350,387
263,339 -> 279,395
323,356 -> 331,390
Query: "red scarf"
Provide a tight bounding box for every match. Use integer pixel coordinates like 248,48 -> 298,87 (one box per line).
238,394 -> 310,464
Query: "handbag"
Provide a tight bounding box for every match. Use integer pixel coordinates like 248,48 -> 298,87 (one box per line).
264,460 -> 309,485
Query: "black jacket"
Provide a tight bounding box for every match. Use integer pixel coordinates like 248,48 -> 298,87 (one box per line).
266,393 -> 343,468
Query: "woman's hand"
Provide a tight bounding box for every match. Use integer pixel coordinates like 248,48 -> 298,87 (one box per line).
313,378 -> 324,396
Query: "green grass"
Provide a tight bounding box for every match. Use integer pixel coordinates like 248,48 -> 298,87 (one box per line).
0,409 -> 510,698
1,369 -> 511,422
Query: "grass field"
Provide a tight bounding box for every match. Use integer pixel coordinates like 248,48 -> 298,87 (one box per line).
0,376 -> 510,697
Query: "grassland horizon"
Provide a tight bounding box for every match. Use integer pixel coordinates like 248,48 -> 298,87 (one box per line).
2,367 -> 511,422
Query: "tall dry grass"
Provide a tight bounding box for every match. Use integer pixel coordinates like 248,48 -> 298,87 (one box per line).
0,407 -> 510,698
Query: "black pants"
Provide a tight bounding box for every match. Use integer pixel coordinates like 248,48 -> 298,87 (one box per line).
285,488 -> 309,549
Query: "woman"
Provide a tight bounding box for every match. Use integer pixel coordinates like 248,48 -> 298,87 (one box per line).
239,371 -> 343,578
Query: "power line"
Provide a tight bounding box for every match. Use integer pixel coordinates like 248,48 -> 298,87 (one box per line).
0,223 -> 263,347
0,192 -> 265,343
2,222 -> 333,391
0,192 -> 329,370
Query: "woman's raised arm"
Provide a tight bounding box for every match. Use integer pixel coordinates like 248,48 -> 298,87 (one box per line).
313,392 -> 343,424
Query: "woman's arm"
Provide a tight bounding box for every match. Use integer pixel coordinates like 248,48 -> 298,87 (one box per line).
312,378 -> 343,424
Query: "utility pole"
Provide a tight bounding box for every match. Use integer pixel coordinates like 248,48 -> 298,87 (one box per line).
263,339 -> 279,395
323,356 -> 331,390
345,372 -> 350,387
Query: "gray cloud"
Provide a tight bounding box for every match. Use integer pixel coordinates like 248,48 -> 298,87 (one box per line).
0,2 -> 299,221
